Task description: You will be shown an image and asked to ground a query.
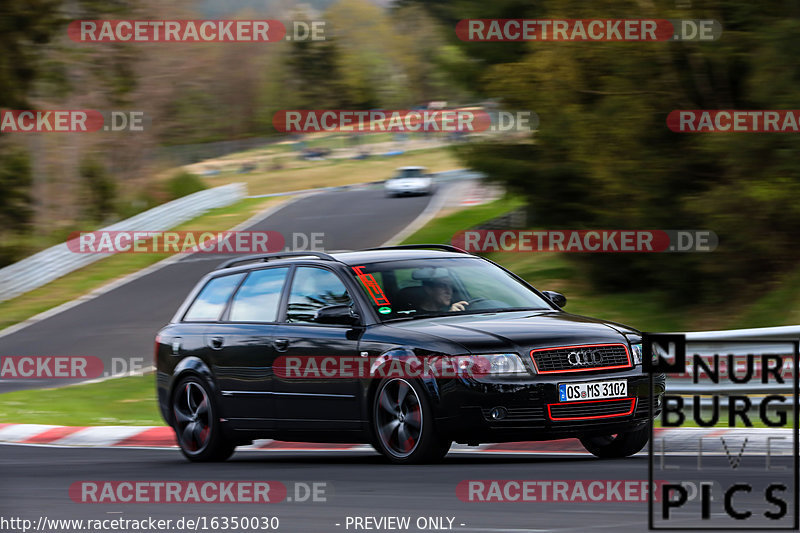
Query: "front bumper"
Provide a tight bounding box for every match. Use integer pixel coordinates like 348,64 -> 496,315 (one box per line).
432,368 -> 666,444
387,187 -> 430,195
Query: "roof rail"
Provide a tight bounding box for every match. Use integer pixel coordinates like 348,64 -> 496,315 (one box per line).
366,244 -> 468,254
217,251 -> 337,270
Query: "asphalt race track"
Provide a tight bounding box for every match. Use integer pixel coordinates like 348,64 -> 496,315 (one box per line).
0,445 -> 794,533
0,186 -> 433,393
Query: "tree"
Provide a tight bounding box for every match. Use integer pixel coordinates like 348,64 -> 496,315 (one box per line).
0,147 -> 34,232
80,157 -> 116,222
0,0 -> 63,108
419,0 -> 800,303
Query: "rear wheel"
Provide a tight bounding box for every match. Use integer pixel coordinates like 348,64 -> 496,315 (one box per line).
579,426 -> 649,458
171,376 -> 235,462
371,378 -> 451,464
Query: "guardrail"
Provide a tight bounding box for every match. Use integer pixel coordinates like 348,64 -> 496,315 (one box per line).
685,326 -> 800,341
0,183 -> 246,303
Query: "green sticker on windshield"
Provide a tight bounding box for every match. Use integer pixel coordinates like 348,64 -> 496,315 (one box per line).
378,306 -> 392,314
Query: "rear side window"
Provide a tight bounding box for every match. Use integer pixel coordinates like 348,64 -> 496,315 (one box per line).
228,267 -> 289,322
183,273 -> 244,322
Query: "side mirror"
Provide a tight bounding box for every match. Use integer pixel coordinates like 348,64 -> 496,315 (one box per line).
542,290 -> 567,308
316,304 -> 360,325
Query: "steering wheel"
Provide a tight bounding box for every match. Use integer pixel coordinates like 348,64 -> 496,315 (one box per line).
466,297 -> 489,306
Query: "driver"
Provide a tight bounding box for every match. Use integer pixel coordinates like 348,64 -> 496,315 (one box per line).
420,276 -> 469,312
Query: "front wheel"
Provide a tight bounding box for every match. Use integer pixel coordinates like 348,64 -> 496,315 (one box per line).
371,378 -> 451,464
171,376 -> 236,462
579,425 -> 649,458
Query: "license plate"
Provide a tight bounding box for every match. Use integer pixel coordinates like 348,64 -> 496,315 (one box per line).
558,380 -> 627,402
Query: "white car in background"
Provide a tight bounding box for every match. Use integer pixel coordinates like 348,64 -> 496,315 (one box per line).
384,166 -> 434,197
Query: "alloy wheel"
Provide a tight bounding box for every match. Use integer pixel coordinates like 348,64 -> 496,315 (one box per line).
375,379 -> 423,458
173,381 -> 212,453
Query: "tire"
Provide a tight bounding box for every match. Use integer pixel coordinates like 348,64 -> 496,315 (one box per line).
579,425 -> 650,459
171,375 -> 236,462
371,378 -> 451,464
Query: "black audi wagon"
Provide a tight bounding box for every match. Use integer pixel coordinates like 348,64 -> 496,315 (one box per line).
155,245 -> 665,463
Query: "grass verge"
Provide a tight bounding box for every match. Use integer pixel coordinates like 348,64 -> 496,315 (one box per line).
0,374 -> 161,426
401,194 -> 526,245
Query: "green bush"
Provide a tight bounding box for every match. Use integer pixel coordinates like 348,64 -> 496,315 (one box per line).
79,157 -> 116,223
116,191 -> 160,219
0,240 -> 31,268
165,171 -> 206,200
0,146 -> 34,232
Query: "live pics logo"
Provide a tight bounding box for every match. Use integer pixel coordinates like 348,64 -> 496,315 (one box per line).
644,333 -> 799,530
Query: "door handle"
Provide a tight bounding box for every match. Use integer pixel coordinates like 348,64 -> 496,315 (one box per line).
273,338 -> 290,352
209,336 -> 224,350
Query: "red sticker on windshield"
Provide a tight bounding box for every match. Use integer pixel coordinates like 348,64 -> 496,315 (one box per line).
352,266 -> 391,306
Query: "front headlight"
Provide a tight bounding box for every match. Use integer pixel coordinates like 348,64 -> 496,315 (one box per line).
631,342 -> 663,366
453,353 -> 529,376
631,343 -> 643,365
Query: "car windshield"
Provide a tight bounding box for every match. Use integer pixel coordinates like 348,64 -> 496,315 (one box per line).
396,168 -> 425,178
349,257 -> 553,321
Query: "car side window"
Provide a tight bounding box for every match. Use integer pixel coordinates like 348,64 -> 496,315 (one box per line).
183,273 -> 245,322
228,267 -> 289,322
286,267 -> 352,324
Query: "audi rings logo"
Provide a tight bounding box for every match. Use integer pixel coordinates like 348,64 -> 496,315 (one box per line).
567,350 -> 602,366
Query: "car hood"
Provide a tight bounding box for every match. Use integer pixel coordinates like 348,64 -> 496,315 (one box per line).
385,310 -> 637,354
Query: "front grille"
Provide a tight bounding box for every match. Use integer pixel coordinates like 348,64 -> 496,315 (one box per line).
548,398 -> 636,421
530,343 -> 631,373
